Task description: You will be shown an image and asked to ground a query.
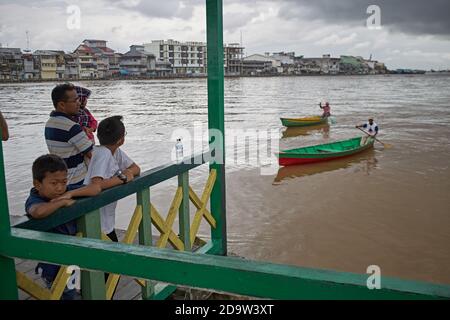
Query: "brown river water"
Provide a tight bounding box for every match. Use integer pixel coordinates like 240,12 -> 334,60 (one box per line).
1,75 -> 449,285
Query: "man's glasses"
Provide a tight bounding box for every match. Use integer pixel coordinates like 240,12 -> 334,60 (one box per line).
66,97 -> 80,103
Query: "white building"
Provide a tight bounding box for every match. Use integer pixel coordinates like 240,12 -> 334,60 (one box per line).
144,40 -> 206,75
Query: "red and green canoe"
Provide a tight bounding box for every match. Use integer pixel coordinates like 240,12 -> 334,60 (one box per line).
277,136 -> 374,166
280,116 -> 328,127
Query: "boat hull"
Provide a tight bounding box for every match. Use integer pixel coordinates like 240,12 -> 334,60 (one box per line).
280,116 -> 328,127
277,137 -> 374,166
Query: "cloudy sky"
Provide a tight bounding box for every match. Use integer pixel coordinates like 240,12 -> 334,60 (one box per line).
1,0 -> 449,70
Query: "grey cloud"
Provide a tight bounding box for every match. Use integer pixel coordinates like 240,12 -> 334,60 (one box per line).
278,0 -> 450,37
107,0 -> 204,20
224,11 -> 259,33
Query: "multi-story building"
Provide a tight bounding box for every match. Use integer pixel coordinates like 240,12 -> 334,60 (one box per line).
64,53 -> 79,79
224,43 -> 243,75
74,39 -> 116,78
22,53 -> 39,80
155,60 -> 172,77
48,50 -> 66,79
120,45 -> 155,76
109,53 -> 122,77
33,50 -> 58,79
0,48 -> 23,81
145,39 -> 246,75
74,42 -> 97,79
144,40 -> 207,75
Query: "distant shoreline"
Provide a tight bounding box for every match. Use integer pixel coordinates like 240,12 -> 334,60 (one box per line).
0,72 -> 445,84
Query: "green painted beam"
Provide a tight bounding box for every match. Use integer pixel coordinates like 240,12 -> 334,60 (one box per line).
137,188 -> 154,299
3,229 -> 449,300
13,152 -> 207,232
0,140 -> 18,299
152,241 -> 217,300
178,172 -> 191,251
0,141 -> 11,235
77,210 -> 106,300
206,0 -> 227,255
0,256 -> 18,299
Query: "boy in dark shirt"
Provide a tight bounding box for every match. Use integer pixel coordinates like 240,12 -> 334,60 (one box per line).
25,154 -> 101,299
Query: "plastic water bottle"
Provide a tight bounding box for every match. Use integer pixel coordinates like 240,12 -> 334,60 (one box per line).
175,138 -> 183,162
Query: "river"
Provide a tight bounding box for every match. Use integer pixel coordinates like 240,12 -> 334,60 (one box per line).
1,75 -> 449,285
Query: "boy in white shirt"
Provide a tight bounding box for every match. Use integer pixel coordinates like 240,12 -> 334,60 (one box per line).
84,115 -> 140,241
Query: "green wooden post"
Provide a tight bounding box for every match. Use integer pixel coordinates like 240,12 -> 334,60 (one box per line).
137,188 -> 154,299
206,0 -> 227,255
0,139 -> 18,299
77,210 -> 106,300
178,172 -> 191,251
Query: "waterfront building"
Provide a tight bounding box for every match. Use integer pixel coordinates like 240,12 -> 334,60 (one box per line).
22,53 -> 39,80
120,45 -> 156,76
74,39 -> 116,78
224,43 -> 244,75
0,48 -> 23,81
48,50 -> 66,79
242,59 -> 273,75
271,52 -> 295,65
64,53 -> 79,79
33,50 -> 58,79
243,54 -> 282,74
144,39 -> 207,75
144,39 -> 245,75
297,54 -> 340,75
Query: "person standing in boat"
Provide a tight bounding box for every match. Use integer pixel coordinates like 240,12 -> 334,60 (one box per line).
319,102 -> 331,118
356,118 -> 378,143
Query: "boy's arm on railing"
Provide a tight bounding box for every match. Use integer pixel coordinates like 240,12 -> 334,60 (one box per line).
28,199 -> 75,219
14,151 -> 208,231
91,176 -> 124,190
62,183 -> 102,198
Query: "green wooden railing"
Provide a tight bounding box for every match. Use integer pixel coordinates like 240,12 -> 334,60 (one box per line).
0,0 -> 449,300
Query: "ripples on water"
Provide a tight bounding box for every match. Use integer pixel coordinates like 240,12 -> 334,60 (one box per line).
1,75 -> 450,283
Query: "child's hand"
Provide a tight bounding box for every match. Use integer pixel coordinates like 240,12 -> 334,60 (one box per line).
84,127 -> 94,134
50,192 -> 73,202
62,199 -> 76,207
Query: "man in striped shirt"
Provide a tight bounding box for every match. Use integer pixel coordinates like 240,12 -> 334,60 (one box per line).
45,83 -> 93,186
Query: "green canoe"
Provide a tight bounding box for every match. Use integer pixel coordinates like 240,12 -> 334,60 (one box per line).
277,136 -> 374,166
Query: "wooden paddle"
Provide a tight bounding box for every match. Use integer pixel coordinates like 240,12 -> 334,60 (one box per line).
357,127 -> 392,148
